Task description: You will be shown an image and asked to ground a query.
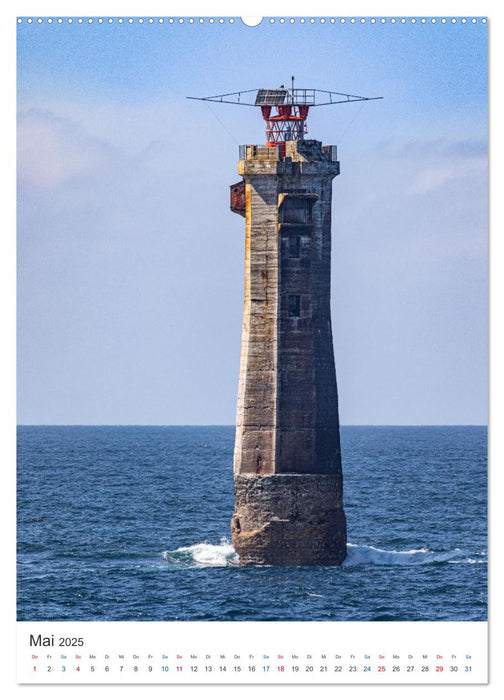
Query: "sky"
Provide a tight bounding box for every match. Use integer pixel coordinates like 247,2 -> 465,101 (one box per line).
16,16 -> 488,425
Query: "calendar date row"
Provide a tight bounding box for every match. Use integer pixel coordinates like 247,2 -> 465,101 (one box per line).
32,663 -> 473,674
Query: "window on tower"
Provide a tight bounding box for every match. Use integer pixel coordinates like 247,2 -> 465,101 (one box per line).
288,295 -> 301,318
289,236 -> 301,258
280,197 -> 311,225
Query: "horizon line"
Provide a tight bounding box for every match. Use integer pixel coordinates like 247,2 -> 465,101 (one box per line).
16,423 -> 488,428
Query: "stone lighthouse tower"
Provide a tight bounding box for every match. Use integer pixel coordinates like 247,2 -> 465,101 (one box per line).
189,82 -> 380,565
230,87 -> 347,566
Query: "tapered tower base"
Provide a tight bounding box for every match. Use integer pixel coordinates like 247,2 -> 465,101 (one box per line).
231,474 -> 347,566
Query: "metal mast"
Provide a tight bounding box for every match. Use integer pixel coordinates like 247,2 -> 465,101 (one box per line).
188,78 -> 382,154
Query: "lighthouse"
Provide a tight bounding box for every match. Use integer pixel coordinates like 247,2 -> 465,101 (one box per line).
189,81 -> 381,565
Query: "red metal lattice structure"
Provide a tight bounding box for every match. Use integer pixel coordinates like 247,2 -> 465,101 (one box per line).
188,76 -> 382,155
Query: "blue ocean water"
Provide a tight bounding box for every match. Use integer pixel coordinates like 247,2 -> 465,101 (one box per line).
17,426 -> 487,622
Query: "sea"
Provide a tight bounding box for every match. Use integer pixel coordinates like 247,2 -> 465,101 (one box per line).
17,425 -> 487,622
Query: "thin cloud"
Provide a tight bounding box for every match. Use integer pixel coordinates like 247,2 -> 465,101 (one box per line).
17,109 -> 119,190
409,156 -> 486,195
402,138 -> 487,195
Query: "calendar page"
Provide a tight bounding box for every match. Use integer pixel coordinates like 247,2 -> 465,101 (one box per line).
13,1 -> 490,693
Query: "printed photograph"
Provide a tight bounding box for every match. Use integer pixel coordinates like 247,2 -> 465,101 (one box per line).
17,16 -> 487,621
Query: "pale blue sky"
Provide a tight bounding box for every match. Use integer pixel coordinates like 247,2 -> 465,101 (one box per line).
17,17 -> 487,424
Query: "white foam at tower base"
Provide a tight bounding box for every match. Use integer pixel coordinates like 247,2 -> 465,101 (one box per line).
162,540 -> 484,568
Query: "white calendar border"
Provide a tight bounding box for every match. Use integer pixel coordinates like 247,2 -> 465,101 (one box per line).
5,0 -> 499,698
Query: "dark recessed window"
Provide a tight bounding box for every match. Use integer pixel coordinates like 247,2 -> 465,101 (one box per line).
288,295 -> 301,318
289,236 -> 300,258
281,198 -> 311,224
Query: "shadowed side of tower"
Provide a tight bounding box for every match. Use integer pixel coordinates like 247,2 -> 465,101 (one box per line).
230,141 -> 347,565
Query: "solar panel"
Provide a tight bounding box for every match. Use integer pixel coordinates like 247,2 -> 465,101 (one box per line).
255,89 -> 288,106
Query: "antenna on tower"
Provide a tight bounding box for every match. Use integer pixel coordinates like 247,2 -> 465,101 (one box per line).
187,82 -> 382,154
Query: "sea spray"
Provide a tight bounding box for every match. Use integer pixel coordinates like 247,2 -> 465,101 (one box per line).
161,540 -> 485,569
163,538 -> 239,568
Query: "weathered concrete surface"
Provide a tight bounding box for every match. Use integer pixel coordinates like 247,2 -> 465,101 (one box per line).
231,140 -> 346,565
231,474 -> 347,566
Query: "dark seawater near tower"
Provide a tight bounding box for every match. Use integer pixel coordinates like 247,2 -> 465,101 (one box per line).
189,80 -> 381,565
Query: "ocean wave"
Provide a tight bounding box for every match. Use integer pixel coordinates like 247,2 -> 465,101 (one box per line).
342,543 -> 475,567
162,538 -> 239,568
161,539 -> 485,569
